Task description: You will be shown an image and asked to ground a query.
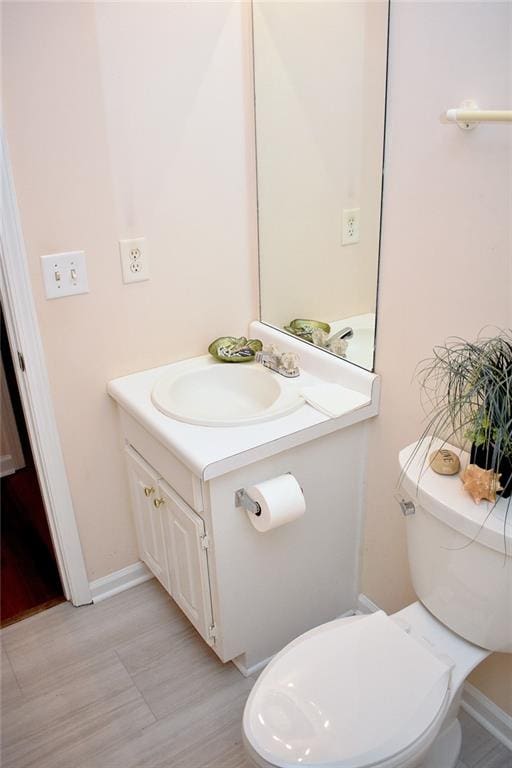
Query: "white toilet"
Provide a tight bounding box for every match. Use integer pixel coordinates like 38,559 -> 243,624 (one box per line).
242,440 -> 512,768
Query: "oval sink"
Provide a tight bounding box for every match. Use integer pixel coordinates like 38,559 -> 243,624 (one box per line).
151,362 -> 304,426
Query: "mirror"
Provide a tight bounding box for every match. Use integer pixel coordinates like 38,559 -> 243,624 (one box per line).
253,1 -> 389,371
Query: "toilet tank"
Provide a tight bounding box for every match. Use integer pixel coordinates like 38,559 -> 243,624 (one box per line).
399,439 -> 512,653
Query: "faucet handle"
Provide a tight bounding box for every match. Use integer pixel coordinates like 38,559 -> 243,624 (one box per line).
263,343 -> 280,357
280,352 -> 300,374
312,328 -> 329,347
328,338 -> 348,357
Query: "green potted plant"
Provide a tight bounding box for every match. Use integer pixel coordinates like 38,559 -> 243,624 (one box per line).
413,329 -> 512,498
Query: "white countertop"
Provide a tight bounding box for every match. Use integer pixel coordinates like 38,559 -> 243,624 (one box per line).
108,323 -> 380,480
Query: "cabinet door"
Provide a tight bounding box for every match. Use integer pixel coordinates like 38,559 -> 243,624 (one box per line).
124,446 -> 169,589
159,479 -> 213,642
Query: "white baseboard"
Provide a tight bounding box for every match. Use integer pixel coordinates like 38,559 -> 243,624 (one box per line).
233,654 -> 274,678
357,594 -> 512,751
461,682 -> 512,752
89,561 -> 153,603
0,454 -> 16,478
356,592 -> 380,614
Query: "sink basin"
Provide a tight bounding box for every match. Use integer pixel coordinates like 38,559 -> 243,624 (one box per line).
151,361 -> 304,426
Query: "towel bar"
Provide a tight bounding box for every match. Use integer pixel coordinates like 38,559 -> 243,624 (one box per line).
442,100 -> 512,130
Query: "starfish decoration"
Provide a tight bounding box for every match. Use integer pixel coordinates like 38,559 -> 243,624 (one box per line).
461,464 -> 503,504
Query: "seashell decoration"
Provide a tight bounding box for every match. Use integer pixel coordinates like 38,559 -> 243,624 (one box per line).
461,464 -> 504,504
284,319 -> 331,343
429,449 -> 461,476
283,319 -> 349,358
208,337 -> 262,363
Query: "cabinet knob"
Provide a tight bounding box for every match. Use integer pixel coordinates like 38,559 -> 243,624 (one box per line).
153,497 -> 165,508
144,486 -> 155,497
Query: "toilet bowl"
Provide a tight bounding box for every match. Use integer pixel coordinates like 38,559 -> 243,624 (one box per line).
242,439 -> 511,768
243,604 -> 488,768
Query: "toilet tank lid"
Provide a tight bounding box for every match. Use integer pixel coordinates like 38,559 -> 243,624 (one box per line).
243,611 -> 451,768
399,438 -> 511,555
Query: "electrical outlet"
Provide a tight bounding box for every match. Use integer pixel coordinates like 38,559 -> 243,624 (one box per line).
342,208 -> 360,246
119,238 -> 149,283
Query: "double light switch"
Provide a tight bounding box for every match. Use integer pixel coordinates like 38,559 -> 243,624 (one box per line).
41,251 -> 89,299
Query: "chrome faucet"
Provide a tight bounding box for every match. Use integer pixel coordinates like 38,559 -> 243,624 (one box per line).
255,345 -> 300,378
327,326 -> 354,344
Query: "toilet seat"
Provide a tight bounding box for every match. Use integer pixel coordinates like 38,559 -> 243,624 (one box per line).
243,611 -> 452,768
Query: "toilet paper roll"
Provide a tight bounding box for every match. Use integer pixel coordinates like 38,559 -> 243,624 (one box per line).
246,474 -> 305,533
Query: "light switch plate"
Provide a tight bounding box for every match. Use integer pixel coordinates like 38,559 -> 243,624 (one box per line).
41,251 -> 89,299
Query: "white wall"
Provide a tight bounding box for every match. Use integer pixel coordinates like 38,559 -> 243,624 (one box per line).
2,1 -> 258,580
363,0 -> 512,715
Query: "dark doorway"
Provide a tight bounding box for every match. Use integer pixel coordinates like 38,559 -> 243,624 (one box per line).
1,305 -> 65,626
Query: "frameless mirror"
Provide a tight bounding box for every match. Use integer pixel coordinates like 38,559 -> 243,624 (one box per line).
253,0 -> 389,371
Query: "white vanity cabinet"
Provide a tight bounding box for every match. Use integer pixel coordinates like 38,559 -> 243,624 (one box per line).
158,479 -> 214,643
119,411 -> 370,674
125,446 -> 169,591
124,444 -> 215,646
109,327 -> 380,674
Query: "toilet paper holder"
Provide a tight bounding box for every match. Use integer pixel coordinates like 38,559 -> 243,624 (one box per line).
235,488 -> 262,516
235,475 -> 304,518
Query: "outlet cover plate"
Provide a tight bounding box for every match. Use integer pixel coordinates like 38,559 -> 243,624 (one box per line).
342,208 -> 360,246
119,237 -> 149,284
41,251 -> 89,299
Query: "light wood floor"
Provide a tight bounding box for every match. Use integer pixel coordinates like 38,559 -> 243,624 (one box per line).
1,579 -> 510,768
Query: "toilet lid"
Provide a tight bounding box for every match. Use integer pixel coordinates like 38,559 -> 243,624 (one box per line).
243,611 -> 451,768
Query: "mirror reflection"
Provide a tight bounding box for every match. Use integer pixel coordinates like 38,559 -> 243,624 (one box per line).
253,1 -> 389,370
